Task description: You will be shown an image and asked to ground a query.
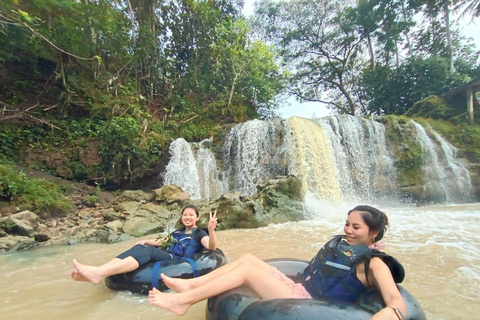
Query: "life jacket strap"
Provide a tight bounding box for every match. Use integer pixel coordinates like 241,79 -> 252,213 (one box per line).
151,260 -> 163,289
150,257 -> 200,290
184,257 -> 199,278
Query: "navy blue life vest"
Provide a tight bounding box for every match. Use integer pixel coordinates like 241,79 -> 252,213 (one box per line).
168,227 -> 205,258
302,235 -> 405,302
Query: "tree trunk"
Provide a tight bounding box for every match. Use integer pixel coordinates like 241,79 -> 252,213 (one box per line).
445,0 -> 455,72
467,85 -> 474,125
367,33 -> 375,68
401,1 -> 413,56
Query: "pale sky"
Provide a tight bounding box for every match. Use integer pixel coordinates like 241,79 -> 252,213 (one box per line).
242,1 -> 480,119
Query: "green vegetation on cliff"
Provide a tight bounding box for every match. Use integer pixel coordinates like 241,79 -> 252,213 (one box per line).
0,164 -> 74,216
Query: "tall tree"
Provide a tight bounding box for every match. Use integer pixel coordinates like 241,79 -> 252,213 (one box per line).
455,0 -> 480,19
254,0 -> 367,115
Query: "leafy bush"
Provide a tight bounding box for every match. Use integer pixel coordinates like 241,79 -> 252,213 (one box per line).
406,95 -> 453,119
84,194 -> 100,207
97,117 -> 167,183
0,164 -> 74,214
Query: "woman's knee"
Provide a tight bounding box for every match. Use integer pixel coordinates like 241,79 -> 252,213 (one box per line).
233,260 -> 250,279
238,253 -> 258,263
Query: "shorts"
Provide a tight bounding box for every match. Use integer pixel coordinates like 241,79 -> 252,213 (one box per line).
270,266 -> 312,299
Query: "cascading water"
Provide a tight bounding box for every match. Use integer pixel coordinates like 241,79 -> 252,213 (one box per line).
163,138 -> 201,199
430,130 -> 473,199
411,120 -> 473,202
284,117 -> 341,202
317,115 -> 397,202
222,119 -> 282,196
195,139 -> 228,200
160,116 -> 473,204
163,138 -> 226,200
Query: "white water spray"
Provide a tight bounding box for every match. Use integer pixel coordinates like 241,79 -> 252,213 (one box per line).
163,138 -> 201,199
318,115 -> 397,202
223,119 -> 280,196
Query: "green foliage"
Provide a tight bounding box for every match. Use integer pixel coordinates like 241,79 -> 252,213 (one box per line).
66,160 -> 87,181
97,117 -> 165,183
254,0 -> 362,115
1,0 -> 478,191
362,56 -> 470,115
158,233 -> 176,250
406,95 -> 454,119
0,164 -> 74,213
0,126 -> 24,160
84,194 -> 99,207
0,218 -> 15,233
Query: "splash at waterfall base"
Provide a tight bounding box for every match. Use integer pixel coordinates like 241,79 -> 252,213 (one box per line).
206,259 -> 426,320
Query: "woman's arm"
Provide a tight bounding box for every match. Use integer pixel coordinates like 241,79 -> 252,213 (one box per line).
136,237 -> 166,247
368,257 -> 407,320
201,210 -> 218,250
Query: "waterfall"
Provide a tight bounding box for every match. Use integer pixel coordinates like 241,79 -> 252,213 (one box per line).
163,138 -> 225,200
430,130 -> 473,199
160,117 -> 473,204
318,115 -> 397,202
411,120 -> 473,202
195,139 -> 228,200
285,117 -> 341,202
163,138 -> 201,199
222,119 -> 281,196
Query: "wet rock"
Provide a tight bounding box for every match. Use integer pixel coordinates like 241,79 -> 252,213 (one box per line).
122,215 -> 163,237
34,234 -> 50,242
5,211 -> 39,237
198,176 -> 304,229
105,220 -> 124,233
0,235 -> 37,253
120,190 -> 153,202
0,174 -> 306,253
113,201 -> 142,214
107,232 -> 132,244
153,185 -> 190,204
68,228 -> 109,244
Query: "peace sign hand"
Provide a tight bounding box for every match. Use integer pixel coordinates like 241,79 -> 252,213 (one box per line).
208,210 -> 218,231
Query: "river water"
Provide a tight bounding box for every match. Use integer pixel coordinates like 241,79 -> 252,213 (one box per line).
1,203 -> 479,320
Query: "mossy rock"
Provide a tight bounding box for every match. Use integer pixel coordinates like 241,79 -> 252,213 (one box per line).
406,95 -> 455,119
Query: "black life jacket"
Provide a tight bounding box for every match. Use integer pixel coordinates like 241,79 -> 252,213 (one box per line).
302,235 -> 405,302
168,227 -> 205,258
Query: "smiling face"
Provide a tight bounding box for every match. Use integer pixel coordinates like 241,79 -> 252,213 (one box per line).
181,207 -> 199,229
343,210 -> 378,246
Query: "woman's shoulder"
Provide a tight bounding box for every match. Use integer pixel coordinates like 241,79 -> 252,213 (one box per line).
369,256 -> 388,269
369,256 -> 405,284
195,227 -> 208,238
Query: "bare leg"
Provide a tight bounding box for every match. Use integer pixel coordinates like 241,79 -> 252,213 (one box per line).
148,259 -> 293,315
72,257 -> 139,284
71,257 -> 126,282
162,254 -> 272,292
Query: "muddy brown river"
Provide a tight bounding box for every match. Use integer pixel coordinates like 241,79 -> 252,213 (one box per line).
1,203 -> 479,319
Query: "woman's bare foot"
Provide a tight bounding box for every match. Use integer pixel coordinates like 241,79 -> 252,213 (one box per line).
71,269 -> 88,282
72,259 -> 104,284
161,274 -> 193,292
148,288 -> 190,315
